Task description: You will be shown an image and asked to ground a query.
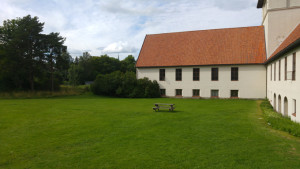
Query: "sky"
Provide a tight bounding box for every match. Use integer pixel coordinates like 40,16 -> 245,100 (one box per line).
0,0 -> 262,59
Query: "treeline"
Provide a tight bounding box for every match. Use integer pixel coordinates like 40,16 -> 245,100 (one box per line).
68,53 -> 136,86
0,15 -> 160,98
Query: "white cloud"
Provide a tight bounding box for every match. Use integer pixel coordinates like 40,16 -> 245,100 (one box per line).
0,0 -> 262,58
102,41 -> 137,54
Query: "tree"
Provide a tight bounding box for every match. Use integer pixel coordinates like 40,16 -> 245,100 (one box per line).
120,55 -> 136,73
0,15 -> 45,91
68,64 -> 81,86
44,32 -> 67,92
0,15 -> 68,91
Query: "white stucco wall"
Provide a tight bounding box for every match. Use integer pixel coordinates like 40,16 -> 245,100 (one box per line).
262,0 -> 300,58
267,47 -> 300,122
268,0 -> 287,9
291,0 -> 300,7
137,65 -> 266,99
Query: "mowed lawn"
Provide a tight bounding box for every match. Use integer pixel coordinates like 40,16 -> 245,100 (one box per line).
1,95 -> 300,169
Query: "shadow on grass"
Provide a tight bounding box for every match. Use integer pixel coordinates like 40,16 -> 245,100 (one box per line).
152,110 -> 183,113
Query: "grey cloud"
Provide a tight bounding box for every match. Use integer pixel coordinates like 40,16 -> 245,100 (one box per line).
213,0 -> 257,11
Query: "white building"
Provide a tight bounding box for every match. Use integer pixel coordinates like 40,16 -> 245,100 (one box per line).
136,0 -> 300,122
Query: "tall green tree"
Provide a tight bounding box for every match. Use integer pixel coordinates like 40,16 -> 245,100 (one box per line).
0,15 -> 69,91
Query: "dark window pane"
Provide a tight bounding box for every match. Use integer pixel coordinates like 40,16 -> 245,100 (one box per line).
160,89 -> 166,96
176,89 -> 182,96
293,53 -> 296,81
231,67 -> 238,81
279,60 -> 281,81
285,57 -> 287,80
176,69 -> 182,81
159,69 -> 165,81
211,68 -> 218,81
193,89 -> 200,96
193,68 -> 200,81
231,90 -> 239,98
211,90 -> 219,97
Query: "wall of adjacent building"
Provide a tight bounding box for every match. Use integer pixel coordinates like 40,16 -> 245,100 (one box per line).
267,47 -> 300,122
137,65 -> 266,99
262,0 -> 300,58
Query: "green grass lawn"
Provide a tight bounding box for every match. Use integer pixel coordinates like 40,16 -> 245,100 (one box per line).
1,95 -> 300,169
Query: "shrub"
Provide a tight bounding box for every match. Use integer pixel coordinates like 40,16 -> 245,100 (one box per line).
260,100 -> 300,137
91,71 -> 123,96
91,71 -> 160,98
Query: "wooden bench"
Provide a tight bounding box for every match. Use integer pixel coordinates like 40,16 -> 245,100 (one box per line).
153,103 -> 175,112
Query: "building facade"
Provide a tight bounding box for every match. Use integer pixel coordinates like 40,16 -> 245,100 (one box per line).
136,0 -> 300,122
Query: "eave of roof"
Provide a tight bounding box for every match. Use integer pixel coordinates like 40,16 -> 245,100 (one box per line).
265,38 -> 300,64
265,24 -> 300,64
257,0 -> 265,8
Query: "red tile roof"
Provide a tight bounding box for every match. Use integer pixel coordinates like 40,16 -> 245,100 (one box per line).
267,24 -> 300,63
136,26 -> 266,68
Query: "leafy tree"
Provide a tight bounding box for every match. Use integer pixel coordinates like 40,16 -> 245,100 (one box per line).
0,15 -> 69,91
120,55 -> 136,73
68,64 -> 81,86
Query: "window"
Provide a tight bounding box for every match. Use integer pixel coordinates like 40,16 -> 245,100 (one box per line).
231,90 -> 239,98
285,57 -> 287,80
160,89 -> 166,96
193,89 -> 200,97
279,60 -> 281,81
211,68 -> 218,81
231,67 -> 239,81
176,69 -> 182,81
293,53 -> 296,81
175,89 -> 182,96
211,90 -> 219,98
274,63 -> 276,81
271,64 -> 272,81
193,68 -> 200,81
159,69 -> 165,81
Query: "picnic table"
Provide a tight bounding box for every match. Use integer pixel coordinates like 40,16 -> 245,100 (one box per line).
153,103 -> 175,112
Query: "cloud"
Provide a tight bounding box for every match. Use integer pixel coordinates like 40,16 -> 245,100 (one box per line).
102,41 -> 138,54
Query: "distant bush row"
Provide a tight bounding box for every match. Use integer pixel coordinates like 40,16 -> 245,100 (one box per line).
260,100 -> 300,137
91,71 -> 160,98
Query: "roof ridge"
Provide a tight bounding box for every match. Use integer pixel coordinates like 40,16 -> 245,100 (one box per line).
146,25 -> 263,36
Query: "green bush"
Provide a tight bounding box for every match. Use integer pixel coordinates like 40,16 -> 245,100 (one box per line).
260,100 -> 300,137
91,71 -> 160,98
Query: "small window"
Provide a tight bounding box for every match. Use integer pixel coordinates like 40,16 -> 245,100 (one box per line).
274,63 -> 276,81
211,68 -> 218,81
279,60 -> 281,81
160,89 -> 166,96
231,90 -> 239,98
176,69 -> 182,81
175,89 -> 182,96
231,67 -> 239,81
159,69 -> 165,81
285,57 -> 287,80
193,89 -> 200,97
211,90 -> 219,98
292,53 -> 296,81
193,68 -> 200,81
271,64 -> 272,81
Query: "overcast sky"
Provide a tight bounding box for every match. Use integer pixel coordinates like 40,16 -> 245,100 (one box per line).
1,0 -> 261,59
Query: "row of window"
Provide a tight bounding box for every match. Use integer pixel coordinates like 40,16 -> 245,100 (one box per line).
160,89 -> 239,98
270,53 -> 296,81
159,67 -> 239,81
